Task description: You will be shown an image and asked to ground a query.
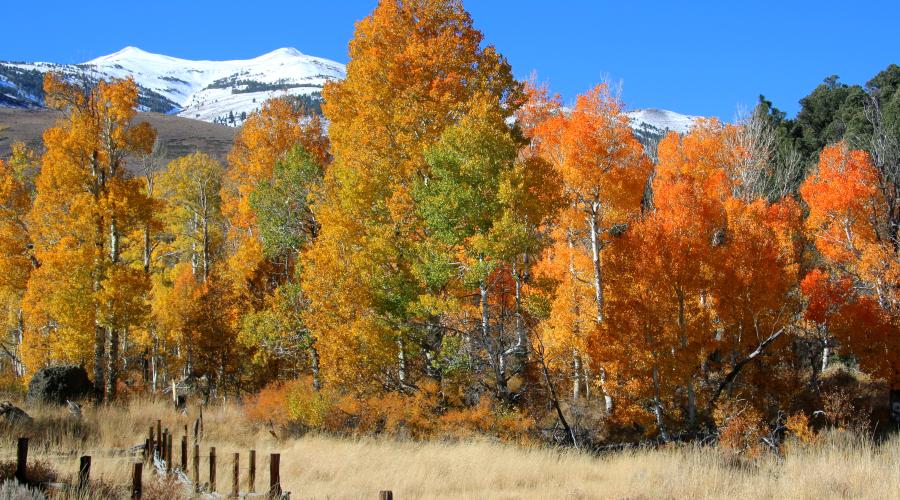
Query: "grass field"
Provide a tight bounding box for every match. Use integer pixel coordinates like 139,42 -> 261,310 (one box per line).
0,399 -> 898,499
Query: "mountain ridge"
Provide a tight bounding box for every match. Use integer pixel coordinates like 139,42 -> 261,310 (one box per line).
0,46 -> 346,126
0,47 -> 701,136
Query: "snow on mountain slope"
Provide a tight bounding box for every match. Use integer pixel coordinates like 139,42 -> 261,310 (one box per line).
0,47 -> 345,125
85,47 -> 345,124
626,108 -> 701,135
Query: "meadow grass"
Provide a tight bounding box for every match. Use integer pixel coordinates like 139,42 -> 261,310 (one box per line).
0,398 -> 897,499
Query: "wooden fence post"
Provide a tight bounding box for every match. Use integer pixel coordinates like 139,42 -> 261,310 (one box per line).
193,418 -> 200,445
148,426 -> 154,459
380,492 -> 394,500
132,462 -> 143,499
249,450 -> 256,493
156,420 -> 162,452
193,444 -> 200,492
181,435 -> 188,471
232,453 -> 239,498
166,432 -> 173,472
78,455 -> 91,490
209,446 -> 217,492
269,453 -> 281,498
15,437 -> 28,483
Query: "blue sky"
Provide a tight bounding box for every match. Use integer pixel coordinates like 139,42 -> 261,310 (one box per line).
2,1 -> 898,120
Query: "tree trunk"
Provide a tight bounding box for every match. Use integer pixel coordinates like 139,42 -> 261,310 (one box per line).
104,215 -> 121,402
191,213 -> 199,278
600,367 -> 613,414
652,360 -> 669,441
92,204 -> 106,402
510,261 -> 529,372
14,310 -> 24,378
151,336 -> 159,393
587,206 -> 604,323
481,278 -> 508,400
93,327 -> 106,403
105,327 -> 119,401
310,346 -> 321,391
202,212 -> 210,282
572,349 -> 584,400
397,338 -> 407,387
708,327 -> 786,411
676,288 -> 696,428
143,224 -> 152,274
538,342 -> 577,448
586,211 -> 615,412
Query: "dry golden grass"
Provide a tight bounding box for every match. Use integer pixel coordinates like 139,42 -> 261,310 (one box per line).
0,398 -> 897,499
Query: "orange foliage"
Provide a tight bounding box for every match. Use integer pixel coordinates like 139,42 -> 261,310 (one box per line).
245,378 -> 534,442
801,270 -> 899,382
714,398 -> 767,458
530,83 -> 650,403
800,144 -> 899,386
589,120 -> 803,435
800,143 -> 897,312
785,412 -> 817,445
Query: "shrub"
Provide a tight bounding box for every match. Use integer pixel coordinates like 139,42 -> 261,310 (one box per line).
714,399 -> 766,458
785,412 -> 817,445
246,378 -> 535,442
821,388 -> 871,434
245,380 -> 303,426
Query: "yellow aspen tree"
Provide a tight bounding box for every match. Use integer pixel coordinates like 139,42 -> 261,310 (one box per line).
302,0 -> 523,392
23,74 -> 155,400
0,144 -> 38,378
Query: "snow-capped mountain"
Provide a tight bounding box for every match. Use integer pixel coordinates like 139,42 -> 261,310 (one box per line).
0,47 -> 702,136
626,108 -> 700,135
625,108 -> 702,149
0,47 -> 345,126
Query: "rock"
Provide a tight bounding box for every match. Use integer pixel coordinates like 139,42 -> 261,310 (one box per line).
26,365 -> 94,405
0,401 -> 32,425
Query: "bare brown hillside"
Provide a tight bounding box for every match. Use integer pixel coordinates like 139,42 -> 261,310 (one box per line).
0,108 -> 237,170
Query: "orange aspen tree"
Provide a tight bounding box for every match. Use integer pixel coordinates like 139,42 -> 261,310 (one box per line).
595,121 -> 803,437
532,84 -> 650,408
800,144 -> 898,314
800,143 -> 899,387
23,74 -> 155,399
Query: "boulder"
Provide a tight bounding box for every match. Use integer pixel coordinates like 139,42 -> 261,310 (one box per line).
26,365 -> 93,405
0,401 -> 32,425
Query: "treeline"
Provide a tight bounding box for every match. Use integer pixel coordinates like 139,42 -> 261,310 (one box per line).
0,0 -> 896,447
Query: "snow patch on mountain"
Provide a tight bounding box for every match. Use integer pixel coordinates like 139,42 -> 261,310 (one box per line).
626,108 -> 701,135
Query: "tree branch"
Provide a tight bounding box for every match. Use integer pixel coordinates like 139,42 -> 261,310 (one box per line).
708,327 -> 786,411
